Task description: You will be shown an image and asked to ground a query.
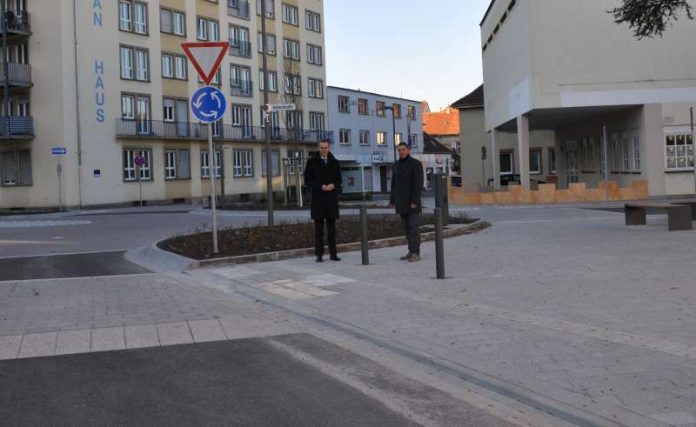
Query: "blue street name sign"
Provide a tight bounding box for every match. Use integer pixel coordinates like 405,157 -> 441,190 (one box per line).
191,86 -> 227,124
51,147 -> 67,155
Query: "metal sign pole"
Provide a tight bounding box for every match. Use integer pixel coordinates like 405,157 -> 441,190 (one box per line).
261,0 -> 274,226
57,161 -> 63,212
208,122 -> 219,254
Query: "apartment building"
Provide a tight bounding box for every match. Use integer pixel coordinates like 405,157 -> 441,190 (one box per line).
480,0 -> 696,197
327,86 -> 422,194
0,0 -> 328,209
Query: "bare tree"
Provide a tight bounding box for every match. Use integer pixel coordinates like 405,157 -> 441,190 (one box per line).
610,0 -> 693,39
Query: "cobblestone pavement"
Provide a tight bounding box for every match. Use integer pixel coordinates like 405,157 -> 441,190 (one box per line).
194,206 -> 696,426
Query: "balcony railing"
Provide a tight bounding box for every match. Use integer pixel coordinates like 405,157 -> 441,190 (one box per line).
229,41 -> 252,58
0,116 -> 34,138
115,119 -> 333,144
0,63 -> 31,87
227,0 -> 250,20
231,81 -> 253,97
1,11 -> 30,35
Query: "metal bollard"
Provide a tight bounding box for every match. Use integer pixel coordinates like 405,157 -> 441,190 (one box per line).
360,205 -> 369,265
360,205 -> 370,265
434,207 -> 445,279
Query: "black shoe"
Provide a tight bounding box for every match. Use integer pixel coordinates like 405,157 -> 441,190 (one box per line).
316,256 -> 323,263
330,255 -> 341,261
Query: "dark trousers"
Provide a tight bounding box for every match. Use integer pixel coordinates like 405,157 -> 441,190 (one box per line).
400,213 -> 421,255
314,218 -> 337,257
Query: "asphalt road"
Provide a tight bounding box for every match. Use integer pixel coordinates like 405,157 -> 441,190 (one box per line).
0,336 -> 416,427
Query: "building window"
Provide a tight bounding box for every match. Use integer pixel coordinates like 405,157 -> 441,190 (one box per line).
548,148 -> 556,174
375,101 -> 386,117
394,133 -> 402,145
164,149 -> 191,180
229,25 -> 251,58
257,33 -> 276,55
339,129 -> 351,145
230,65 -> 252,96
407,105 -> 416,120
409,134 -> 418,149
121,93 -> 150,134
286,110 -> 302,130
376,131 -> 387,145
256,0 -> 275,18
283,38 -> 301,61
306,44 -> 322,65
160,8 -> 185,36
305,10 -> 321,32
234,149 -> 254,177
622,137 -> 631,172
633,137 -> 641,171
308,78 -> 323,99
338,96 -> 350,113
175,55 -> 187,80
359,130 -> 370,145
161,54 -> 174,78
284,74 -> 302,96
358,98 -> 368,115
282,3 -> 299,25
163,98 -> 175,122
201,150 -> 222,178
500,151 -> 513,174
611,136 -> 621,172
309,112 -> 324,131
120,1 -> 147,34
665,133 -> 694,171
120,46 -> 149,81
123,148 -> 152,181
1,149 -> 31,186
197,17 -> 219,41
529,150 -> 542,175
392,103 -> 402,119
262,150 -> 281,177
259,70 -> 278,92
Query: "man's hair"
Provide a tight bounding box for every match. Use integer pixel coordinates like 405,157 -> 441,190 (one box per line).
318,140 -> 330,146
397,142 -> 409,148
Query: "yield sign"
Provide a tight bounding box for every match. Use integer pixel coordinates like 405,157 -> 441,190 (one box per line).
182,42 -> 230,86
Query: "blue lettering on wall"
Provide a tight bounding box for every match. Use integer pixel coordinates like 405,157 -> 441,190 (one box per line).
93,0 -> 103,27
94,60 -> 105,123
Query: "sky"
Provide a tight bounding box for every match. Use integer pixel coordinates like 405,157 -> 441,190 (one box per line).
324,0 -> 492,112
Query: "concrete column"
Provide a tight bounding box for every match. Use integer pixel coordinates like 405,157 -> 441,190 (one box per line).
555,133 -> 566,189
490,129 -> 499,190
516,115 -> 531,190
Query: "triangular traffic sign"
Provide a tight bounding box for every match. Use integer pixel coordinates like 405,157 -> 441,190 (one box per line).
182,42 -> 230,86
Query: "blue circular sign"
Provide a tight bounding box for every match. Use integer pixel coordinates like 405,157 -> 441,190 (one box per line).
191,86 -> 227,124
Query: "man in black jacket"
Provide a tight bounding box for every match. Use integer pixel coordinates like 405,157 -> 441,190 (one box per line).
304,140 -> 342,262
390,142 -> 424,262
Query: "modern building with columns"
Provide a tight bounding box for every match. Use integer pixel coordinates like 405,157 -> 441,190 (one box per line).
0,0 -> 328,210
477,0 -> 696,197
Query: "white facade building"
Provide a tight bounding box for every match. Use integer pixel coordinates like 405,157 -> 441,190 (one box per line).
481,0 -> 696,196
327,86 -> 422,194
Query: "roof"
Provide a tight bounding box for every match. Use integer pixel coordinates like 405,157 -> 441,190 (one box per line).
480,0 -> 497,26
423,133 -> 455,155
326,86 -> 422,104
451,85 -> 484,110
423,107 -> 459,136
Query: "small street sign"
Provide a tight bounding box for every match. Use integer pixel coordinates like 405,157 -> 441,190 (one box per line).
134,155 -> 146,167
191,86 -> 227,124
51,147 -> 67,156
181,42 -> 230,85
267,103 -> 296,112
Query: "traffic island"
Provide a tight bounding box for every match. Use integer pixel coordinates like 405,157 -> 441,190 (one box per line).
156,214 -> 489,267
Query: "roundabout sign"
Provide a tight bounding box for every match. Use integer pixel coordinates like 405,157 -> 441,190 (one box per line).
191,86 -> 227,124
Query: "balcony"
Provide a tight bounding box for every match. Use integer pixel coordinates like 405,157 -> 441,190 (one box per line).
227,0 -> 250,20
0,63 -> 31,87
0,116 -> 34,139
231,81 -> 253,97
1,11 -> 30,37
229,41 -> 252,58
115,119 -> 331,145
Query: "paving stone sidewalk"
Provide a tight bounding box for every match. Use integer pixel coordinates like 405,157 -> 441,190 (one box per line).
198,206 -> 696,426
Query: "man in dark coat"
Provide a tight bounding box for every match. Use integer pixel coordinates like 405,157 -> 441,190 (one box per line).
304,140 -> 342,262
390,142 -> 424,262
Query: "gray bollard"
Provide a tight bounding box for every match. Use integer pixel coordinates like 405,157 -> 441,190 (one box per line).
434,207 -> 445,279
360,205 -> 369,265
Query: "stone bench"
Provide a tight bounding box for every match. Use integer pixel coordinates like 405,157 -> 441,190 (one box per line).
625,202 -> 692,231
